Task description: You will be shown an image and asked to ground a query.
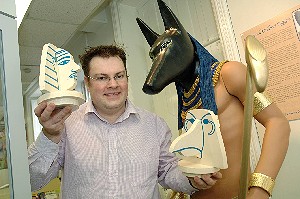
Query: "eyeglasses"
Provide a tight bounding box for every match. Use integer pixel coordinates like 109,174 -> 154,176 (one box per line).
87,73 -> 128,84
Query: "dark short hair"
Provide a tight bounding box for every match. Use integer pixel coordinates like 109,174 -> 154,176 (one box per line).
79,45 -> 127,77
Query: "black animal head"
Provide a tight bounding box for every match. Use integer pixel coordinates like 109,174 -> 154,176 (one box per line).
136,0 -> 195,94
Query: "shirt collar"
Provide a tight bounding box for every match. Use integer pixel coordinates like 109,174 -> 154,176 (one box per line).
84,98 -> 140,122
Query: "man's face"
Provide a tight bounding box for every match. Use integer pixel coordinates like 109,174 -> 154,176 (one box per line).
85,56 -> 128,115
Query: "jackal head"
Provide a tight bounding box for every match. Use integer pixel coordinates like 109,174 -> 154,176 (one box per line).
136,0 -> 195,94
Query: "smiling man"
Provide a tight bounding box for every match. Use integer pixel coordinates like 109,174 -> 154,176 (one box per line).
28,45 -> 222,198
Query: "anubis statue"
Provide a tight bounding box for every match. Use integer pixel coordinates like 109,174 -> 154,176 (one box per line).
136,0 -> 277,198
136,0 -> 222,198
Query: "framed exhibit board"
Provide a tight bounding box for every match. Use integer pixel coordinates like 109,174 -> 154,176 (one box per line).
242,4 -> 300,121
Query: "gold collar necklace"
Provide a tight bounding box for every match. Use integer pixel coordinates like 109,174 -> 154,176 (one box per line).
181,61 -> 228,122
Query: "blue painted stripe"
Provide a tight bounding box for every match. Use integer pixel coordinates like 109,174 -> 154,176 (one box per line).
173,146 -> 203,158
48,45 -> 56,52
46,58 -> 54,65
45,65 -> 57,74
56,52 -> 68,59
56,50 -> 68,56
57,55 -> 70,62
45,73 -> 58,82
47,52 -> 55,59
44,80 -> 59,90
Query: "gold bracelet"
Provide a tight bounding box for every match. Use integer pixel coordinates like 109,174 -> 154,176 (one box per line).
253,92 -> 273,115
248,172 -> 275,196
242,92 -> 273,115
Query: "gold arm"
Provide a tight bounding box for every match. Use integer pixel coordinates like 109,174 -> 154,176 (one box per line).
239,35 -> 268,199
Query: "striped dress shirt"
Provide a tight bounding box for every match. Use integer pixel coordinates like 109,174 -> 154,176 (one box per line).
28,99 -> 197,198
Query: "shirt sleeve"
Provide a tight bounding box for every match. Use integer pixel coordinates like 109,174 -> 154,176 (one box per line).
28,131 -> 65,191
156,117 -> 198,195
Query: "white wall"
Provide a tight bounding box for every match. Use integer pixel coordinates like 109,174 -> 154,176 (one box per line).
227,0 -> 300,198
111,2 -> 154,111
0,0 -> 16,17
15,0 -> 32,27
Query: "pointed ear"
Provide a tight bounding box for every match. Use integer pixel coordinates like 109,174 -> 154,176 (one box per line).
136,18 -> 159,46
157,0 -> 181,30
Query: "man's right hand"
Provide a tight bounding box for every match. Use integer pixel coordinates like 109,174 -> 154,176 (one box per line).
189,172 -> 222,190
34,101 -> 72,143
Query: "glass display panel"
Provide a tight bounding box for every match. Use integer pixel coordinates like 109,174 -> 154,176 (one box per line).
0,30 -> 11,199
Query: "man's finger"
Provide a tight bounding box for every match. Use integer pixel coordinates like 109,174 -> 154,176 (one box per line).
34,101 -> 47,117
200,174 -> 217,186
51,106 -> 72,124
39,103 -> 56,122
212,171 -> 222,179
192,176 -> 211,190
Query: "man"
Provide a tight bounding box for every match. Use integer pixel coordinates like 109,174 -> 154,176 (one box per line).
28,45 -> 221,198
136,1 -> 291,198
